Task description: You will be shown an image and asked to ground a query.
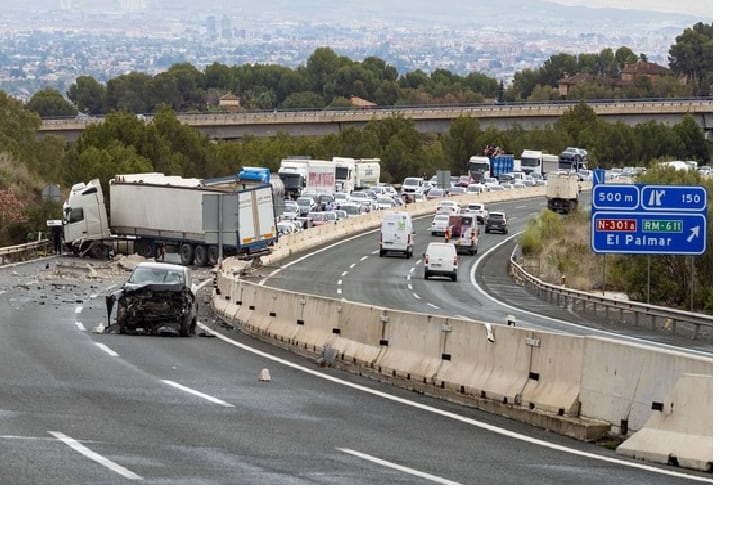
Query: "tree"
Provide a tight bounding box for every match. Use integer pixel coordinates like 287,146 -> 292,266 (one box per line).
443,116 -> 481,175
27,88 -> 77,117
669,22 -> 713,95
67,76 -> 105,114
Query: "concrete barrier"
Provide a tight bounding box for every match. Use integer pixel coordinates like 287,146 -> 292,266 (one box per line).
213,271 -> 712,470
433,318 -> 502,396
374,310 -> 445,381
292,293 -> 341,354
520,331 -> 586,416
328,300 -> 385,368
616,373 -> 712,472
578,339 -> 712,432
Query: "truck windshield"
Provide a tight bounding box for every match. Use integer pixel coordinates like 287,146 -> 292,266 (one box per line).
468,161 -> 489,172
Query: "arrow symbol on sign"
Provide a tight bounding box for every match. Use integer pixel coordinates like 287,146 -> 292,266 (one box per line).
687,226 -> 700,243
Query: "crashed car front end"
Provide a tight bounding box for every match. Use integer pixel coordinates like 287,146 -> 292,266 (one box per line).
106,262 -> 198,337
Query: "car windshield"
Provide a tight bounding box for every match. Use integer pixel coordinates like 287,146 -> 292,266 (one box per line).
296,197 -> 312,206
129,266 -> 183,285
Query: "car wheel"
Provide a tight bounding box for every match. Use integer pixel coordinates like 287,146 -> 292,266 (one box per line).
424,271 -> 429,280
180,316 -> 194,337
379,249 -> 385,257
452,273 -> 458,282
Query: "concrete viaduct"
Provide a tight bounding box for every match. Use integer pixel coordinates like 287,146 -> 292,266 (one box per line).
38,98 -> 713,142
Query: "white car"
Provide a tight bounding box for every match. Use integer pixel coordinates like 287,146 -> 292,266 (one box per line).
463,202 -> 487,223
333,192 -> 350,206
423,242 -> 458,282
430,214 -> 450,236
466,183 -> 485,195
436,200 -> 460,215
373,197 -> 395,210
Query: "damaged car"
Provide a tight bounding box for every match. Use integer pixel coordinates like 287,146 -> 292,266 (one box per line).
106,261 -> 198,336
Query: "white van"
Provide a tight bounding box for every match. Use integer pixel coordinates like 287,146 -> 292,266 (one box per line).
379,211 -> 414,258
424,242 -> 458,281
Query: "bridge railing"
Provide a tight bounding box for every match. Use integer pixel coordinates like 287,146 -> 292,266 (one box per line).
0,240 -> 49,266
508,251 -> 712,341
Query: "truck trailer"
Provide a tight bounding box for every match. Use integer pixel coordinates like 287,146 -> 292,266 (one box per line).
62,172 -> 277,267
467,154 -> 514,183
546,174 -> 580,214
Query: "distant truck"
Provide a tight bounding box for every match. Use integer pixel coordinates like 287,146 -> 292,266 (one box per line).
62,172 -> 277,267
278,158 -> 336,198
541,154 -> 559,178
520,149 -> 542,177
468,154 -> 514,183
546,173 -> 580,214
558,147 -> 588,173
333,157 -> 381,193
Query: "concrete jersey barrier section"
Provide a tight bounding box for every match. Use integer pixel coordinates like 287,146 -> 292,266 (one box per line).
210,185 -> 712,472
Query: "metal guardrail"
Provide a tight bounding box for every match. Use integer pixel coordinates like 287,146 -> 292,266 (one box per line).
0,240 -> 50,265
509,252 -> 712,341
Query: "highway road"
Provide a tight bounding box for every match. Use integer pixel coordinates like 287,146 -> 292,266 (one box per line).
264,194 -> 712,357
0,196 -> 712,486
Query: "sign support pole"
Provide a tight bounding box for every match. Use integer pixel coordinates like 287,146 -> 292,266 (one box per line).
647,256 -> 650,304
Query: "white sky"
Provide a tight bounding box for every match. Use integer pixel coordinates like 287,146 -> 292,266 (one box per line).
549,0 -> 713,18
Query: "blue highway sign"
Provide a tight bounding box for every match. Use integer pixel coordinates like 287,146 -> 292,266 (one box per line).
593,184 -> 640,210
591,183 -> 708,255
591,212 -> 706,254
640,185 -> 707,212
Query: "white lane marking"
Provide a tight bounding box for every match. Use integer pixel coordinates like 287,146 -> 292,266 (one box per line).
408,267 -> 415,274
415,259 -> 422,265
49,431 -> 143,481
337,279 -> 343,285
161,379 -> 235,408
75,305 -> 84,314
76,322 -> 86,331
469,236 -> 712,359
1,435 -> 58,441
95,342 -> 118,357
427,303 -> 440,310
339,448 -> 459,485
341,271 -> 348,276
349,264 -> 356,269
0,290 -> 6,296
200,322 -> 709,483
90,294 -> 98,299
260,228 -> 377,285
408,283 -> 413,290
360,255 -> 368,261
24,280 -> 38,286
337,288 -> 342,295
406,274 -> 411,280
412,293 -> 421,300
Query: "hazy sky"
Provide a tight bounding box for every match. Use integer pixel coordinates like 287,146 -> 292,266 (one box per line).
549,0 -> 712,18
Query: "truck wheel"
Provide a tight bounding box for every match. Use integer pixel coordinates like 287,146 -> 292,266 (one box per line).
180,243 -> 194,265
207,246 -> 218,266
136,240 -> 155,258
194,244 -> 207,266
89,242 -> 106,260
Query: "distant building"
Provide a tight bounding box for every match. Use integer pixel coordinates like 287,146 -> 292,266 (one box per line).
557,61 -> 675,96
350,95 -> 376,109
219,93 -> 242,112
619,61 -> 675,85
